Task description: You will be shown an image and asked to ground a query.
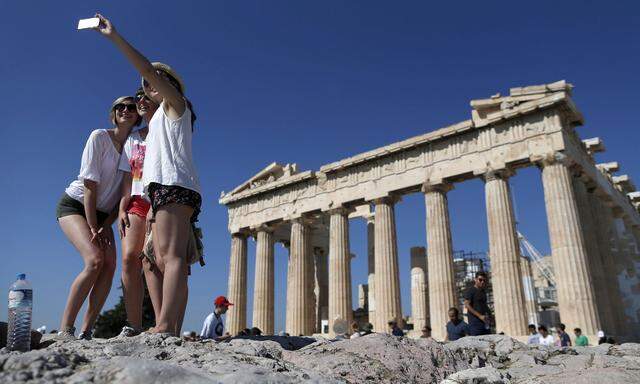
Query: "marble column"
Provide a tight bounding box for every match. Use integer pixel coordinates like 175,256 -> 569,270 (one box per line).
540,154 -> 600,334
574,179 -> 616,335
423,183 -> 457,341
519,256 -> 539,326
314,248 -> 329,333
366,214 -> 376,328
373,197 -> 402,332
305,230 -> 316,334
410,246 -> 429,333
328,208 -> 353,335
591,198 -> 624,336
227,232 -> 248,336
252,227 -> 274,334
286,218 -> 313,335
484,170 -> 528,336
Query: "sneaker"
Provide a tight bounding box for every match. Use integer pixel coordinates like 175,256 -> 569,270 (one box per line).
77,330 -> 93,341
119,326 -> 141,337
56,326 -> 76,340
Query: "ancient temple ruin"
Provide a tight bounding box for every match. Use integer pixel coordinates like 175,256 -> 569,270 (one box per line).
219,81 -> 640,340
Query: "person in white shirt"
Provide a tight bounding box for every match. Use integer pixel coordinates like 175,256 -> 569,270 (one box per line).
537,325 -> 555,346
201,296 -> 233,340
55,96 -> 140,340
95,14 -> 201,336
527,324 -> 540,345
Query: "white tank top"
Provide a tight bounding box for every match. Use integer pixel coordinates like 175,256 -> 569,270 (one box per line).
142,102 -> 201,194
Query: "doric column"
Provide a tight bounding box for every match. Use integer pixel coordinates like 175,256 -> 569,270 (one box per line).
574,179 -> 616,334
286,218 -> 313,335
540,154 -> 600,334
366,214 -> 376,328
483,169 -> 528,336
226,232 -> 248,336
373,196 -> 402,332
423,183 -> 457,341
252,226 -> 275,334
611,211 -> 634,336
410,246 -> 429,333
591,198 -> 624,336
313,247 -> 328,333
328,208 -> 353,335
519,256 -> 539,326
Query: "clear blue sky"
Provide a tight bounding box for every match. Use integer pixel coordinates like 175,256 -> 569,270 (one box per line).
1,1 -> 639,334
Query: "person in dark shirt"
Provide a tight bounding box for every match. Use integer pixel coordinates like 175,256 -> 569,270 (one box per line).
445,307 -> 469,341
388,320 -> 404,336
463,271 -> 492,336
556,323 -> 571,347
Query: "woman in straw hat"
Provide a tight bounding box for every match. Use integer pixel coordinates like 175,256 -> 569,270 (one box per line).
94,14 -> 201,336
55,96 -> 141,340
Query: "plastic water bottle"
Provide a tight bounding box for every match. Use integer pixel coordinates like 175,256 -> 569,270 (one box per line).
7,274 -> 32,352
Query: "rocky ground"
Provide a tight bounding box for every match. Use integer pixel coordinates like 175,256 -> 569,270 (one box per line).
0,332 -> 639,383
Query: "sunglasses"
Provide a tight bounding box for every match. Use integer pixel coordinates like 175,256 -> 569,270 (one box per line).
135,93 -> 150,103
114,103 -> 137,113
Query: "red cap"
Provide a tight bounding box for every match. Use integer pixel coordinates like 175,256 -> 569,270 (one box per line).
215,296 -> 233,307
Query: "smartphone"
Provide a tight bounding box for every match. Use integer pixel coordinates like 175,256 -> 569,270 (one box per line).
77,18 -> 100,30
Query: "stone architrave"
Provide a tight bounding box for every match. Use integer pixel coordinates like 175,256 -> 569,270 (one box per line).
540,154 -> 600,334
574,179 -> 616,335
483,169 -> 528,336
286,218 -> 313,335
410,247 -> 429,333
227,232 -> 248,336
519,256 -> 539,326
423,183 -> 457,341
373,197 -> 402,332
253,226 -> 275,335
328,208 -> 353,335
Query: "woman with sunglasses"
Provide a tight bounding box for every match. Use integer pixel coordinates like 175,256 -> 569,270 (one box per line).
117,88 -> 163,337
56,96 -> 141,340
94,14 -> 201,336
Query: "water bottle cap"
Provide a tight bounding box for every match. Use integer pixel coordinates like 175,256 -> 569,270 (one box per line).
17,274 -> 26,280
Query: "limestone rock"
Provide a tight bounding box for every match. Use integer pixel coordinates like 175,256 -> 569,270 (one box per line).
284,333 -> 469,383
1,334 -> 640,383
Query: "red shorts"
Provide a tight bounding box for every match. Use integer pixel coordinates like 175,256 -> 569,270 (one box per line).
126,196 -> 151,218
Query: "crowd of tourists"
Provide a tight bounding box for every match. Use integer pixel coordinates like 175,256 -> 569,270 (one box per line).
55,14 -> 201,340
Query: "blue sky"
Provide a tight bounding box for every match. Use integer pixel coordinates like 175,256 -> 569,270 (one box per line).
1,1 -> 639,334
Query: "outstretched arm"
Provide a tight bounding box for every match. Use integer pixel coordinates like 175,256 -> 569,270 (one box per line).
93,13 -> 185,117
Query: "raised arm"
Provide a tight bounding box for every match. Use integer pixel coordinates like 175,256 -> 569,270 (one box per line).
93,14 -> 185,117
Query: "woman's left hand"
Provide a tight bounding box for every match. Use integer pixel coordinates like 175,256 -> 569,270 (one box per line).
94,13 -> 116,38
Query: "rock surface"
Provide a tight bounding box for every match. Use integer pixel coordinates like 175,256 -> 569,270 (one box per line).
1,333 -> 639,383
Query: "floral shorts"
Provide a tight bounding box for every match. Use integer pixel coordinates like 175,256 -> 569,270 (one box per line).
148,183 -> 202,223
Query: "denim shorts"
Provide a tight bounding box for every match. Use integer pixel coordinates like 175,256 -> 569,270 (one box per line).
55,193 -> 109,226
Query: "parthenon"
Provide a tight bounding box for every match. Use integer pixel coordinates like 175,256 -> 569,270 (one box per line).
219,81 -> 640,340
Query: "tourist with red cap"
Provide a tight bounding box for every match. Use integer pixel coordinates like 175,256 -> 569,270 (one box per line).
200,296 -> 233,340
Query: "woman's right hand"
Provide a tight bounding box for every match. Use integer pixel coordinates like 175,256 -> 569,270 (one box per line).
118,210 -> 130,238
94,13 -> 117,38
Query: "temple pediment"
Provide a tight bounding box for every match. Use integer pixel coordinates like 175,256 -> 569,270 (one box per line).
220,162 -> 299,202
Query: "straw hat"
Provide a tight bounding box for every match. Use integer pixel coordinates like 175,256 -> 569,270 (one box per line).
141,62 -> 185,94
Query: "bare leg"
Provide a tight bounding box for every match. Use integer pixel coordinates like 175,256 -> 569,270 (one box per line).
58,215 -> 106,331
175,280 -> 188,335
152,203 -> 193,334
142,256 -> 163,322
121,214 -> 146,329
81,227 -> 117,332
